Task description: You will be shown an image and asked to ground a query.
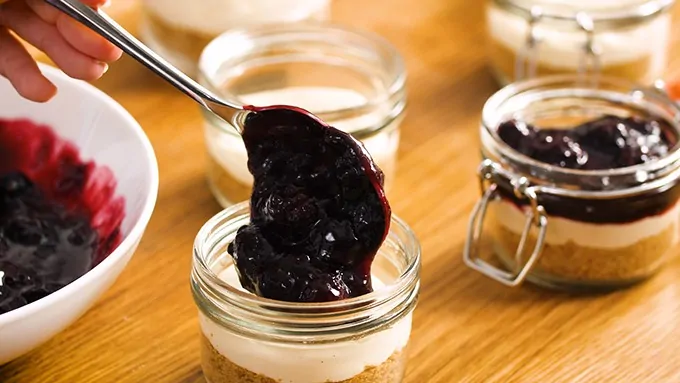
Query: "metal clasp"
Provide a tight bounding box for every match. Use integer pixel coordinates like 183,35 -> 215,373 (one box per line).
463,160 -> 548,287
576,12 -> 601,84
515,6 -> 543,81
514,9 -> 602,83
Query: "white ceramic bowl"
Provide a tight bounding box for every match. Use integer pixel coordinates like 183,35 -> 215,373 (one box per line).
0,65 -> 159,364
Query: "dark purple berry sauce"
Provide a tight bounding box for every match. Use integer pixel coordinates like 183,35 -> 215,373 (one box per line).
497,115 -> 678,170
227,106 -> 391,303
0,118 -> 125,315
494,115 -> 680,224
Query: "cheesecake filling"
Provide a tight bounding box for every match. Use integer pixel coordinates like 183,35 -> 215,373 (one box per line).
491,201 -> 679,282
200,266 -> 412,383
493,199 -> 680,250
141,0 -> 330,36
139,0 -> 330,73
486,1 -> 671,83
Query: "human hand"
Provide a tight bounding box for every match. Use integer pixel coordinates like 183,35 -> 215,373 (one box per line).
0,0 -> 122,102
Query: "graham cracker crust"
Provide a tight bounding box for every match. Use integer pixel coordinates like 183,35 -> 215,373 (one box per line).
492,221 -> 678,286
489,40 -> 656,84
201,335 -> 408,383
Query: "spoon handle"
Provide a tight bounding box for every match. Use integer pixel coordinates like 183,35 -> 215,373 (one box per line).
45,0 -> 237,115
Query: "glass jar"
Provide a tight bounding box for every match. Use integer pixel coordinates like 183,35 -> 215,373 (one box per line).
138,0 -> 331,75
198,24 -> 407,207
464,75 -> 680,291
486,0 -> 676,85
191,202 -> 421,383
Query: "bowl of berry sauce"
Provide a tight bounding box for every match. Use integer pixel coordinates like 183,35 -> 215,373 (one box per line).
0,64 -> 159,364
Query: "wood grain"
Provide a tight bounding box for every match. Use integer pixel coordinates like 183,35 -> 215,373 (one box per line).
3,0 -> 680,382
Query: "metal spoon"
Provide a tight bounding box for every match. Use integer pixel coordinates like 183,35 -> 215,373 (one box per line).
44,0 -> 318,134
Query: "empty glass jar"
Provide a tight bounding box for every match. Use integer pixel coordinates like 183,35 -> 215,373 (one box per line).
198,24 -> 407,206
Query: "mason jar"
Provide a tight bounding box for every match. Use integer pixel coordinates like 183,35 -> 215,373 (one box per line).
464,75 -> 680,291
486,0 -> 676,85
138,0 -> 331,75
198,24 -> 407,207
191,202 -> 421,383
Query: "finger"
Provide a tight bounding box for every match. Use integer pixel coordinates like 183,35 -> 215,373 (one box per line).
2,2 -> 108,81
24,0 -> 60,23
0,28 -> 56,102
23,0 -> 121,63
25,0 -> 108,24
56,16 -> 122,62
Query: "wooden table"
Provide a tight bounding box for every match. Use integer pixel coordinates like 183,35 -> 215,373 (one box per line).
3,1 -> 680,382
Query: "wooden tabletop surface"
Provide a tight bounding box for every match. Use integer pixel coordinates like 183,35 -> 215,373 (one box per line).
3,0 -> 680,382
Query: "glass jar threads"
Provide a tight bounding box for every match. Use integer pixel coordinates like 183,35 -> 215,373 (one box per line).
198,24 -> 407,207
191,202 -> 421,383
486,0 -> 676,85
465,75 -> 680,291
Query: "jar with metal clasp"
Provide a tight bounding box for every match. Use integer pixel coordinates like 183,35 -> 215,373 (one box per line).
486,0 -> 676,85
464,75 -> 680,291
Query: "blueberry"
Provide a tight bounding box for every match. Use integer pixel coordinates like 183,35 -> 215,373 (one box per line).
256,264 -> 349,303
0,261 -> 42,312
6,217 -> 44,246
0,172 -> 37,199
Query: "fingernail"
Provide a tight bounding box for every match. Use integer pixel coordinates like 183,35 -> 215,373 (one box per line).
102,0 -> 112,8
99,62 -> 109,74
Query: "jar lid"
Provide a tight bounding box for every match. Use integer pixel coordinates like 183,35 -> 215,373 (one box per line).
497,0 -> 675,25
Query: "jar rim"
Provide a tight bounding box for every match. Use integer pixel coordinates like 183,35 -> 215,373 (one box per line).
191,201 -> 421,340
494,0 -> 675,26
198,23 -> 407,139
482,74 -> 680,181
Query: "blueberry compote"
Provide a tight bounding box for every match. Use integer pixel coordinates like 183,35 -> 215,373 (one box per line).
227,106 -> 391,303
497,115 -> 678,170
0,118 -> 125,315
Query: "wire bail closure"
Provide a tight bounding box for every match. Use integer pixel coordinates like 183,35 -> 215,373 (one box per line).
463,159 -> 548,287
514,7 -> 602,82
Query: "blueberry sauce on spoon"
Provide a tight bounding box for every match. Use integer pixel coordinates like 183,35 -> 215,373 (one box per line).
227,106 -> 391,303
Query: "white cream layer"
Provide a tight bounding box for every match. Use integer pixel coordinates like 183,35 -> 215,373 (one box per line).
204,86 -> 401,185
200,265 -> 412,383
142,0 -> 330,35
492,199 -> 680,249
487,2 -> 671,73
